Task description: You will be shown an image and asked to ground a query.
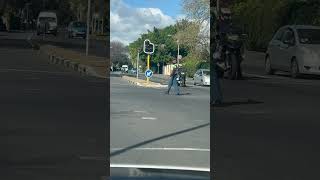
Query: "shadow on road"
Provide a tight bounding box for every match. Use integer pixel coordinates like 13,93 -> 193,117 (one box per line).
110,123 -> 210,157
241,76 -> 268,80
279,74 -> 320,80
212,99 -> 263,108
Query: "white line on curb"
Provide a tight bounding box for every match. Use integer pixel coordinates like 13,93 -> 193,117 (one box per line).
110,164 -> 210,172
110,147 -> 210,152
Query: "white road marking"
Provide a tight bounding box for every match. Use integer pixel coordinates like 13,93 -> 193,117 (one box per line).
110,164 -> 210,172
141,117 -> 157,120
111,147 -> 210,152
134,110 -> 147,113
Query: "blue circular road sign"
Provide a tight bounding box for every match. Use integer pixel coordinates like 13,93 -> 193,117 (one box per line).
145,69 -> 153,78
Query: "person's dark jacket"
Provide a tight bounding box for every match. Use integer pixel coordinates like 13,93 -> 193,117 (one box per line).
170,67 -> 178,77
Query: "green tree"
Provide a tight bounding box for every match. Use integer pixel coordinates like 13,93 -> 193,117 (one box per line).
111,41 -> 130,68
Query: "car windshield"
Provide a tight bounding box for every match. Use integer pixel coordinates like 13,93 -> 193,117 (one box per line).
73,22 -> 86,28
297,28 -> 320,44
39,17 -> 56,22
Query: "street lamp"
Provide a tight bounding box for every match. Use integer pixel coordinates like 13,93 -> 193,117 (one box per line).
167,34 -> 180,68
86,0 -> 91,56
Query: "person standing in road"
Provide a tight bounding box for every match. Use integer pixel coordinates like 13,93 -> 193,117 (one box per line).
166,61 -> 180,95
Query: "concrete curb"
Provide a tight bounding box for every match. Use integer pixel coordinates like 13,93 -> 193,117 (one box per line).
122,76 -> 167,89
28,37 -> 106,79
47,54 -> 106,79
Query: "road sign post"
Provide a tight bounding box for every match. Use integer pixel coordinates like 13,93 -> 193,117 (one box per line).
147,54 -> 150,83
145,69 -> 153,79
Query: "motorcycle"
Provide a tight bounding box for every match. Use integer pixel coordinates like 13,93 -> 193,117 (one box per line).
176,69 -> 186,87
213,33 -> 246,80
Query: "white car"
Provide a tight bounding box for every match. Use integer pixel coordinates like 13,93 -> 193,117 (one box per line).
193,69 -> 210,86
265,25 -> 320,78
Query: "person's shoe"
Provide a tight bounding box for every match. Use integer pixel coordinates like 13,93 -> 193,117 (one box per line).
165,91 -> 169,95
211,100 -> 223,106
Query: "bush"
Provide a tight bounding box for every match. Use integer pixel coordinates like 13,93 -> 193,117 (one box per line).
182,55 -> 200,78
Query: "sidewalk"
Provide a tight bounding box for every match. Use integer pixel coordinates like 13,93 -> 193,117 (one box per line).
39,44 -> 108,78
122,75 -> 167,89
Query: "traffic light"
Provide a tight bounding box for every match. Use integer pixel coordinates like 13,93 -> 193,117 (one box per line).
143,39 -> 154,54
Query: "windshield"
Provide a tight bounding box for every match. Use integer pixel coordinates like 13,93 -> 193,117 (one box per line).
73,22 -> 86,28
39,17 -> 56,22
297,28 -> 320,44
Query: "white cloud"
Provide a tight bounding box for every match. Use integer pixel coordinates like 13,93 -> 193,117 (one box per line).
110,0 -> 180,45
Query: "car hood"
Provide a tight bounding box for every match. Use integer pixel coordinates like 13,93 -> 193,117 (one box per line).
203,75 -> 210,81
47,22 -> 56,28
73,27 -> 86,32
299,44 -> 320,66
299,44 -> 320,57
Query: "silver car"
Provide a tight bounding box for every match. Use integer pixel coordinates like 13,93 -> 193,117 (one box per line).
193,69 -> 210,86
265,25 -> 320,78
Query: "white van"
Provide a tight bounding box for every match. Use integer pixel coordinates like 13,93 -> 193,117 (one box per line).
37,11 -> 58,36
121,65 -> 128,73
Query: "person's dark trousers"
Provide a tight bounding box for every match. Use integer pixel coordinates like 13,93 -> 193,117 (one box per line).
172,77 -> 180,95
211,68 -> 223,104
167,76 -> 173,94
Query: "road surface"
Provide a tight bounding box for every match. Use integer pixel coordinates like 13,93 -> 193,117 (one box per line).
1,33 -> 108,180
110,76 -> 210,170
30,29 -> 108,58
214,51 -> 320,179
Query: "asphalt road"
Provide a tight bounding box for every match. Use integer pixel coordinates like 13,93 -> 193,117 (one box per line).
110,76 -> 210,170
214,52 -> 320,179
1,36 -> 108,180
30,29 -> 108,58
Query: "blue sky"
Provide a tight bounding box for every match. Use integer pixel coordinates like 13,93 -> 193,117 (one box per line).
111,0 -> 185,45
122,0 -> 183,18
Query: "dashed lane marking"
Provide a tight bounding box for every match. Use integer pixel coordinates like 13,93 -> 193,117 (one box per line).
134,110 -> 148,113
141,117 -> 157,120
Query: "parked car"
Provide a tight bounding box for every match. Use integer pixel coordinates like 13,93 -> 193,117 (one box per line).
193,69 -> 210,86
67,21 -> 87,39
36,11 -> 58,36
265,25 -> 320,78
128,68 -> 137,74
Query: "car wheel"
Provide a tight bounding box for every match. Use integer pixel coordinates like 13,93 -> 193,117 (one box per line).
291,59 -> 300,78
265,56 -> 274,75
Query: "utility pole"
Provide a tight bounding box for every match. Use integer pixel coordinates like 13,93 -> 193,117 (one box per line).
86,0 -> 91,56
136,50 -> 139,79
177,40 -> 180,67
